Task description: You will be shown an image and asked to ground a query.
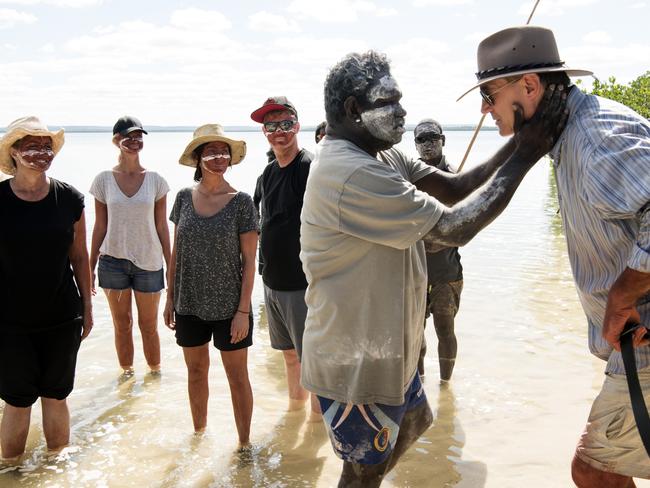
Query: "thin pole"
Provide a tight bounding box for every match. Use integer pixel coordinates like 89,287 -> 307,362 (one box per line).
456,0 -> 542,172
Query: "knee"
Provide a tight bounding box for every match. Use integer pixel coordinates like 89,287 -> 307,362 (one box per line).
113,314 -> 133,331
283,350 -> 301,367
571,454 -> 594,488
433,318 -> 455,338
225,367 -> 250,389
186,362 -> 209,380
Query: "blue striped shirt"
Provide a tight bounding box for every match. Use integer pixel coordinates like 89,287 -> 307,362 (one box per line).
549,88 -> 650,374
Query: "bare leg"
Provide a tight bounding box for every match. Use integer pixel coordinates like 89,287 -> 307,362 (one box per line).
282,349 -> 308,410
572,454 -> 636,488
104,288 -> 134,371
432,311 -> 457,381
309,393 -> 322,422
182,344 -> 210,433
41,397 -> 70,452
221,349 -> 253,445
133,291 -> 162,371
0,404 -> 31,459
337,400 -> 434,487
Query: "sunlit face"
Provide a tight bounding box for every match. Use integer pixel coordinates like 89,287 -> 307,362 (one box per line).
479,77 -> 525,136
263,110 -> 299,151
118,130 -> 144,153
199,141 -> 231,175
11,135 -> 55,173
360,74 -> 407,145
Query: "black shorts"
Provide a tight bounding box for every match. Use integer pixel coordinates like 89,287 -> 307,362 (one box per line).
0,318 -> 82,408
174,313 -> 253,351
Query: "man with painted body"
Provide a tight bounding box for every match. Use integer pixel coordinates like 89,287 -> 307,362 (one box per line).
413,119 -> 463,381
250,97 -> 320,420
460,25 -> 650,487
300,50 -> 567,487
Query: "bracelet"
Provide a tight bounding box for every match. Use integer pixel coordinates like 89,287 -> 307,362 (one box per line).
237,309 -> 249,315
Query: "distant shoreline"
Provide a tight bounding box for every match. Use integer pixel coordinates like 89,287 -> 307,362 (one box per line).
0,124 -> 497,134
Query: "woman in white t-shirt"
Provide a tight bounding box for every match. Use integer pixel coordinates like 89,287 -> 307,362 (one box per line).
89,116 -> 171,378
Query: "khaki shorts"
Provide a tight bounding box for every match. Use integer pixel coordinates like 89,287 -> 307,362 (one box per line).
576,371 -> 650,478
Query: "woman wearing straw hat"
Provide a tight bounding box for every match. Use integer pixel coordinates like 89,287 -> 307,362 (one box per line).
89,116 -> 171,379
0,116 -> 92,461
163,124 -> 258,445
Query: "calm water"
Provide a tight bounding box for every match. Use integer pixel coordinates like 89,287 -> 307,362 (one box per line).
1,130 -> 645,487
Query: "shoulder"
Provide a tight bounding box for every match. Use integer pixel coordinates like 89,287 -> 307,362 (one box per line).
299,149 -> 314,164
147,170 -> 169,183
91,170 -> 112,184
236,191 -> 254,203
52,178 -> 85,208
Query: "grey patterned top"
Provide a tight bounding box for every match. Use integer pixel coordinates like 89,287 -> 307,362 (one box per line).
170,188 -> 259,321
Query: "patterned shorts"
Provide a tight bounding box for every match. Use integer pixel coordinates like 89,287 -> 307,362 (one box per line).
318,373 -> 427,465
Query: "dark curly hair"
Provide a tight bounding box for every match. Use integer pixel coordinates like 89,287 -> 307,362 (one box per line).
324,50 -> 391,124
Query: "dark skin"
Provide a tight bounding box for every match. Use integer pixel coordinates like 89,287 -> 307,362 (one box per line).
325,74 -> 568,487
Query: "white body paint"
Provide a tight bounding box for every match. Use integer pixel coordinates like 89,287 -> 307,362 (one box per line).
360,74 -> 405,144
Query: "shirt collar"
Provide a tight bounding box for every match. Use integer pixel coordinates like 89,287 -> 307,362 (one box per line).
548,86 -> 586,161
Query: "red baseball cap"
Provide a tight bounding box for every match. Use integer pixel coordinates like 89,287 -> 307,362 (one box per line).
250,96 -> 298,123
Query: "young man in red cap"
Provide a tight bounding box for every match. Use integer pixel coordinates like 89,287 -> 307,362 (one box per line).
460,25 -> 650,487
250,97 -> 320,420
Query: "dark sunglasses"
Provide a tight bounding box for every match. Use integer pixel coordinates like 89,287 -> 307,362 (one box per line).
263,120 -> 296,133
479,77 -> 522,106
415,134 -> 444,144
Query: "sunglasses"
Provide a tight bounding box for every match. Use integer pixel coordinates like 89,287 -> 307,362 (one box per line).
415,134 -> 444,144
263,120 -> 296,133
479,77 -> 522,106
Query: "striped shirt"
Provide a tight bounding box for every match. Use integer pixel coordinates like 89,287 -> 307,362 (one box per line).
549,88 -> 650,374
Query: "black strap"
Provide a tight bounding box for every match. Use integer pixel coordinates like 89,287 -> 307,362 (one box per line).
620,323 -> 650,457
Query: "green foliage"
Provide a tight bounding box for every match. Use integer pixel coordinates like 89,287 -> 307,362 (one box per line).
580,71 -> 650,119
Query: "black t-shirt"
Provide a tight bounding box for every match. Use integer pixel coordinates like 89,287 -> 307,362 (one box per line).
257,149 -> 312,291
0,178 -> 84,333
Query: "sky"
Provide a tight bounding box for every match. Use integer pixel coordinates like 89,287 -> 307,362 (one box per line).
0,0 -> 648,128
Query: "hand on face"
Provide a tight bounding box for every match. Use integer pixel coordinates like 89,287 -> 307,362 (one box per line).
11,136 -> 55,173
513,83 -> 569,162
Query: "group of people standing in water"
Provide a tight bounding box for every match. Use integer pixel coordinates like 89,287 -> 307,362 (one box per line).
1,23 -> 650,488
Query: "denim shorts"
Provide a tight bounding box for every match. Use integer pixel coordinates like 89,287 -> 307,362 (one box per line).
98,255 -> 164,293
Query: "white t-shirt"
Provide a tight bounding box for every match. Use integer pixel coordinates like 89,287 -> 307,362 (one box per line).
300,138 -> 442,406
90,170 -> 169,271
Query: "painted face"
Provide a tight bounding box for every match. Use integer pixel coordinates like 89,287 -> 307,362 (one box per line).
360,75 -> 406,145
118,130 -> 144,153
199,141 -> 231,174
479,77 -> 524,136
263,110 -> 299,150
415,132 -> 444,161
11,136 -> 55,172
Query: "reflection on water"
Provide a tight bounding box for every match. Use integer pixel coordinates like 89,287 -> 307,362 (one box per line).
3,131 -> 649,487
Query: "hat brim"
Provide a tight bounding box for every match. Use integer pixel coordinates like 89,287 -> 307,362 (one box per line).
250,104 -> 296,123
0,128 -> 65,176
179,135 -> 247,167
456,66 -> 593,102
119,127 -> 148,136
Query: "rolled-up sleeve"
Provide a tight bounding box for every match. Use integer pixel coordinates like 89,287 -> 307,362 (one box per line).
629,205 -> 650,272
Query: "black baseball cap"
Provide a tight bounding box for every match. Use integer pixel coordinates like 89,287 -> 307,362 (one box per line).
113,115 -> 148,136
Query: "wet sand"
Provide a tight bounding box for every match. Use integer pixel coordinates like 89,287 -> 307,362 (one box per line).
1,131 -> 649,487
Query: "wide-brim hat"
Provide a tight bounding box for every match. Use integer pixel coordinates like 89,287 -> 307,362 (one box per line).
457,25 -> 592,101
179,123 -> 246,167
0,116 -> 65,175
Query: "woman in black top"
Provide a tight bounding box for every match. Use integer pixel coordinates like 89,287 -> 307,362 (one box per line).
0,116 -> 92,461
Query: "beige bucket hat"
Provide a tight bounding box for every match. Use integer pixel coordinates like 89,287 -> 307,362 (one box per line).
457,25 -> 592,101
179,124 -> 246,167
0,116 -> 65,175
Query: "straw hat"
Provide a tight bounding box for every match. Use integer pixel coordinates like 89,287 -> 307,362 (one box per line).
0,116 -> 65,175
457,26 -> 592,101
179,124 -> 246,167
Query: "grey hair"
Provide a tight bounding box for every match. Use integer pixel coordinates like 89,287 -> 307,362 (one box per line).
324,50 -> 391,124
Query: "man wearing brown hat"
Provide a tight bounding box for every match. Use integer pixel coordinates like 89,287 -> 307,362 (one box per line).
461,25 -> 650,486
250,96 -> 320,420
413,119 -> 463,382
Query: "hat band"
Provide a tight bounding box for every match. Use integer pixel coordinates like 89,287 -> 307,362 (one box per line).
476,61 -> 565,80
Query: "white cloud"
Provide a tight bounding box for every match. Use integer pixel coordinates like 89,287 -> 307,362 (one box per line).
583,30 -> 612,44
413,0 -> 474,6
0,0 -> 102,6
169,8 -> 231,31
0,8 -> 35,28
287,0 -> 397,22
630,2 -> 646,7
40,42 -> 54,52
248,11 -> 301,33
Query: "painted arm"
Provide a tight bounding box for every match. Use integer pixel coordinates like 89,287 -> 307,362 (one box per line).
69,211 -> 93,340
163,225 -> 178,330
89,199 -> 107,295
422,84 -> 568,252
230,230 -> 258,344
154,195 -> 172,272
415,139 -> 516,205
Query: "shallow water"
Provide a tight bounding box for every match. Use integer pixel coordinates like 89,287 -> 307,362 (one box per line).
1,130 -> 648,487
